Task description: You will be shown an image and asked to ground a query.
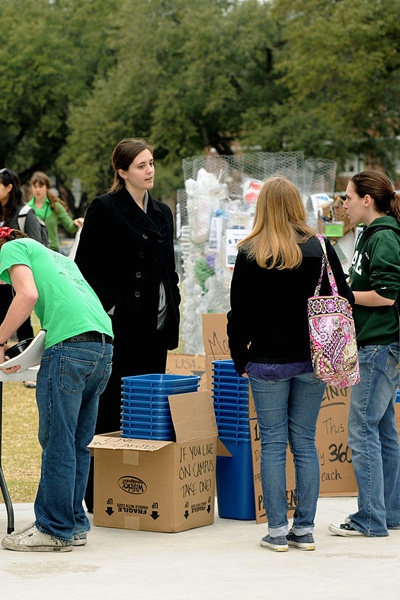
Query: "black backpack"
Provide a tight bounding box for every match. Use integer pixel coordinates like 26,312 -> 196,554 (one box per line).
17,205 -> 49,248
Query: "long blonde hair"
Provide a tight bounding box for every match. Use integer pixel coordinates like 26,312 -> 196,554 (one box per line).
238,176 -> 315,269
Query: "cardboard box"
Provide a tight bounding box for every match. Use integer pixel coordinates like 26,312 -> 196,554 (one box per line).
201,313 -> 229,391
90,392 -> 219,533
166,353 -> 207,391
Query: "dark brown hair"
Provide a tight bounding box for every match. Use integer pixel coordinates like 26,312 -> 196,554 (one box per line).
109,138 -> 154,192
0,228 -> 28,250
0,168 -> 24,223
351,170 -> 400,221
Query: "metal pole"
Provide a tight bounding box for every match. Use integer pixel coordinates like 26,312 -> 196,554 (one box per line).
0,381 -> 14,533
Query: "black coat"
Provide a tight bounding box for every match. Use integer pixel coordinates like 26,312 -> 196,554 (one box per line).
227,236 -> 354,375
75,188 -> 180,358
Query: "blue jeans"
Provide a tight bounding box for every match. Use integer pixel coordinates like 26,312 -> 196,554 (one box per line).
347,343 -> 400,537
249,373 -> 326,537
34,338 -> 113,542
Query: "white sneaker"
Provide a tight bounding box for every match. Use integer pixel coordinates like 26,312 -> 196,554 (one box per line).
1,525 -> 72,552
328,522 -> 365,537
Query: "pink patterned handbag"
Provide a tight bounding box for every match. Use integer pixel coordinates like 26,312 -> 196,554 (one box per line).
307,235 -> 360,388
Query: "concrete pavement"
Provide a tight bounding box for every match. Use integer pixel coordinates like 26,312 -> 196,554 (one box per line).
1,496 -> 400,600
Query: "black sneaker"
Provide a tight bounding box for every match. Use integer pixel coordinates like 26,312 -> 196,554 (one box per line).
328,522 -> 365,536
287,530 -> 315,550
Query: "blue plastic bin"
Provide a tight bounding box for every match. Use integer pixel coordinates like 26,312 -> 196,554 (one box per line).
217,437 -> 255,520
119,373 -> 200,440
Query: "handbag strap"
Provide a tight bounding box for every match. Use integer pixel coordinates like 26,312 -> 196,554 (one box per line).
314,234 -> 339,296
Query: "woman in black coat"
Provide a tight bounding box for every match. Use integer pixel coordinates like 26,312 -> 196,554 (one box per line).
75,138 -> 180,510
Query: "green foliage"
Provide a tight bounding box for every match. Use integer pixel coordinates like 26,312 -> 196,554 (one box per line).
58,0 -> 282,199
1,0 -> 400,200
0,0 -> 117,183
269,0 -> 400,175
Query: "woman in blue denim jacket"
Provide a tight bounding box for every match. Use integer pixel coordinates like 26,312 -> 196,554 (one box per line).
329,171 -> 400,538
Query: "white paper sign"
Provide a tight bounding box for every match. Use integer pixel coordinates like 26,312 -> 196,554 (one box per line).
225,229 -> 250,267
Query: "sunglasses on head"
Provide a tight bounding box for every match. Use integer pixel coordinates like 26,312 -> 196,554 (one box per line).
0,168 -> 13,183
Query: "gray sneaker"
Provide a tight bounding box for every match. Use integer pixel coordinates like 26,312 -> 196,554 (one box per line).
73,532 -> 87,546
287,530 -> 315,550
1,525 -> 72,552
260,534 -> 288,552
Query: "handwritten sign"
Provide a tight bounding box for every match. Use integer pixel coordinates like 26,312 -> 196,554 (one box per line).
251,385 -> 358,524
166,353 -> 207,391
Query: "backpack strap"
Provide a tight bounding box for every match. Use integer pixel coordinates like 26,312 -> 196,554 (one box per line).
17,205 -> 31,233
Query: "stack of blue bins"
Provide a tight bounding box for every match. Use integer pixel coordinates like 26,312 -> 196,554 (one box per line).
120,374 -> 200,440
212,359 -> 255,520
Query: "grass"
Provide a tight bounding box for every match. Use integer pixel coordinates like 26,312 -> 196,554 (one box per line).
1,314 -> 42,504
1,381 -> 41,503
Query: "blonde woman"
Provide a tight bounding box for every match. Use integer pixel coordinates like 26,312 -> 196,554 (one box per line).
227,176 -> 353,552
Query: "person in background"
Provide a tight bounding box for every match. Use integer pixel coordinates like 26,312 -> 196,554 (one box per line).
0,167 -> 44,388
0,227 -> 113,552
329,171 -> 400,538
75,137 -> 180,512
227,176 -> 354,552
28,171 -> 83,252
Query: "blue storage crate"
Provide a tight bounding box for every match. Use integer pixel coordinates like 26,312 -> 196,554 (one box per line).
213,395 -> 249,404
212,387 -> 249,402
214,413 -> 249,425
121,374 -> 200,394
121,397 -> 172,410
214,402 -> 249,419
212,359 -> 237,371
216,437 -> 255,520
214,412 -> 250,424
121,413 -> 173,425
121,424 -> 174,441
121,405 -> 172,417
213,375 -> 249,393
122,389 -> 197,402
120,373 -> 199,441
217,424 -> 251,438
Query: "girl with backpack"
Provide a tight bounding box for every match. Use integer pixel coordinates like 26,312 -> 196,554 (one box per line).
28,171 -> 83,252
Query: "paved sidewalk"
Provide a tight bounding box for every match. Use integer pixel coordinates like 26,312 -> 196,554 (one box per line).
1,496 -> 399,600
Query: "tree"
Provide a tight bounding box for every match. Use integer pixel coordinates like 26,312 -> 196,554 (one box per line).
268,0 -> 400,175
0,0 -> 117,183
58,0 -> 283,199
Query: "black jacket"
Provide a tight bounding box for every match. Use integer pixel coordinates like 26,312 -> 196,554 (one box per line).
75,188 -> 180,352
227,235 -> 354,375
